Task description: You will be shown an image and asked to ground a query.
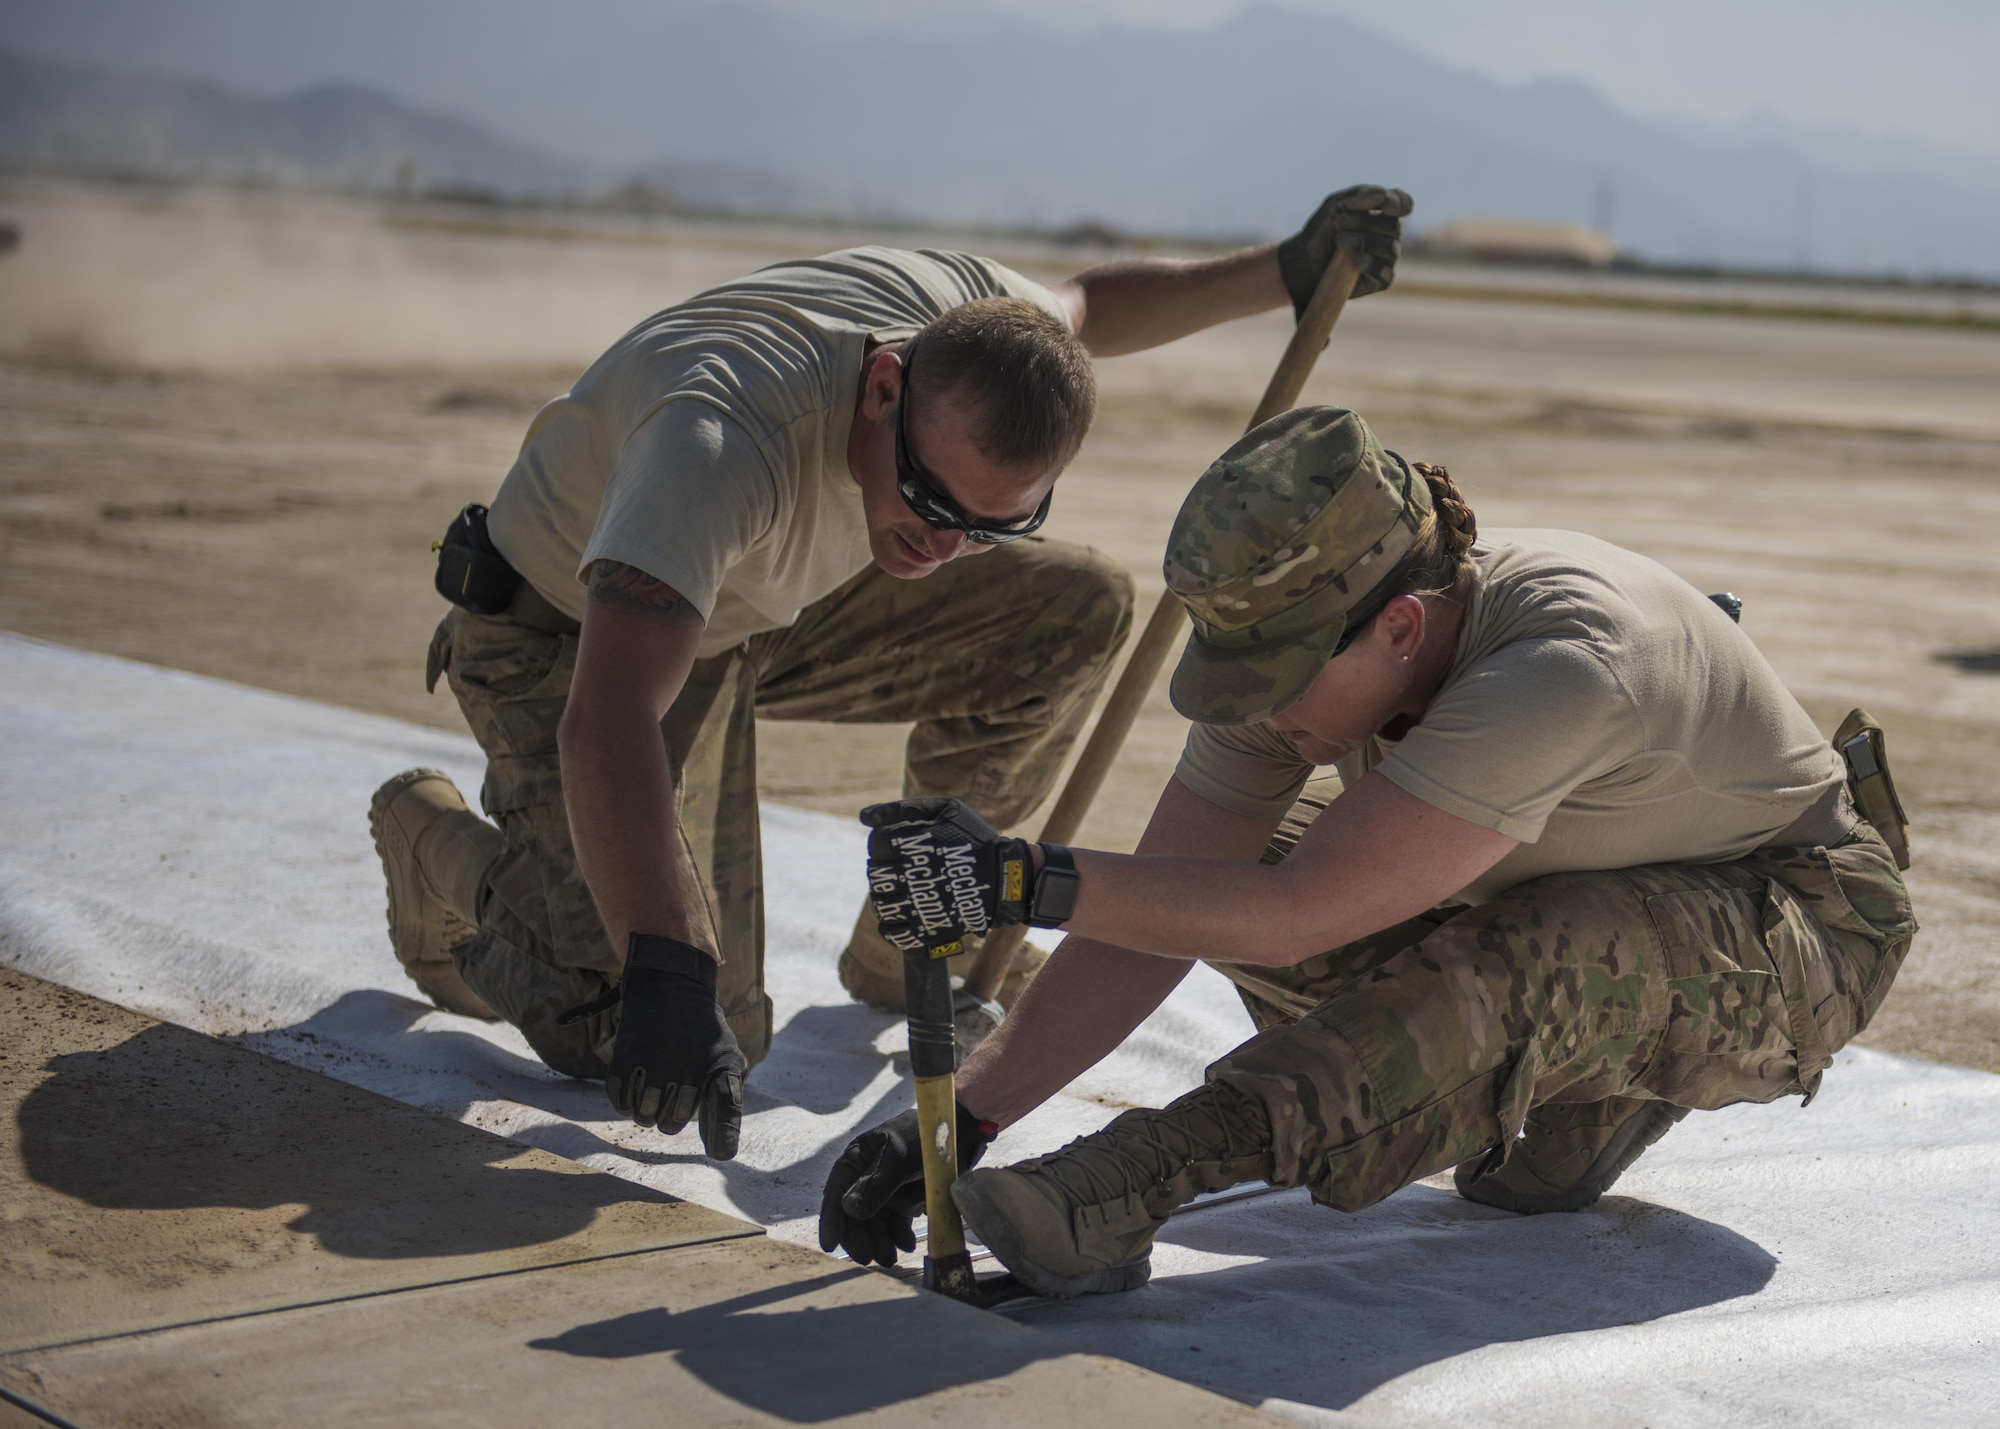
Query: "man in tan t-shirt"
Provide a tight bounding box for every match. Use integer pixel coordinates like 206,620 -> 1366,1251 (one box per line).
369,189 -> 1414,1159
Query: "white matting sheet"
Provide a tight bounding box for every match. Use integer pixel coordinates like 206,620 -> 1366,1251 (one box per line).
3,632 -> 1995,1427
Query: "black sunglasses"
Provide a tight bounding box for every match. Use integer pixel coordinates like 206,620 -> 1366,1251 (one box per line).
894,345 -> 1051,545
1330,597 -> 1386,659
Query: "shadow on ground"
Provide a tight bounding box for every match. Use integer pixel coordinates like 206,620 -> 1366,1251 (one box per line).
531,1268 -> 1067,1423
16,1019 -> 680,1260
1014,1182 -> 1777,1412
231,987 -> 912,1229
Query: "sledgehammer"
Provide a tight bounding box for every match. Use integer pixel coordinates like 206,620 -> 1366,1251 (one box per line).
957,248 -> 1367,1007
903,929 -> 984,1300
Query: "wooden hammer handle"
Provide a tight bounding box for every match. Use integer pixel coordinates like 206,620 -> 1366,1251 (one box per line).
961,249 -> 1365,1002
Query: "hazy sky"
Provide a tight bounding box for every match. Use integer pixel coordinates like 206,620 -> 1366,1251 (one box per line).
4,0 -> 1995,162
767,0 -> 2000,160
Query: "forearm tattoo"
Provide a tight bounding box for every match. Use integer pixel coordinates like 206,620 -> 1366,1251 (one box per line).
587,561 -> 703,625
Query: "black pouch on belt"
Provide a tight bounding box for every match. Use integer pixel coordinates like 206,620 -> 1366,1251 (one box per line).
434,503 -> 523,615
1835,707 -> 1911,870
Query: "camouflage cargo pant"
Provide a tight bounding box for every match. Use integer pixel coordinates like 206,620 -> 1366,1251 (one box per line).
1204,790 -> 1917,1211
428,538 -> 1133,1079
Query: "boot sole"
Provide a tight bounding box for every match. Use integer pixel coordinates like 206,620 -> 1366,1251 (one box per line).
951,1175 -> 1152,1300
1456,1100 -> 1687,1215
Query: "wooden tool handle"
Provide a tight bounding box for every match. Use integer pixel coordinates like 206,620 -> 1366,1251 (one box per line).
1248,247 -> 1364,428
960,249 -> 1364,1003
904,939 -> 982,1299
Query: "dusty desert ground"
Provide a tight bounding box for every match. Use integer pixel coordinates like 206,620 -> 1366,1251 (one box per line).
3,180 -> 1998,1071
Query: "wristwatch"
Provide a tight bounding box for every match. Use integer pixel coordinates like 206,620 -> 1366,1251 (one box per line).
1027,843 -> 1080,929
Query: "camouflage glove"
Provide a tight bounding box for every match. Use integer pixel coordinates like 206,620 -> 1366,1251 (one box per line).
560,933 -> 745,1158
860,797 -> 1035,953
1276,184 -> 1415,315
819,1101 -> 995,1267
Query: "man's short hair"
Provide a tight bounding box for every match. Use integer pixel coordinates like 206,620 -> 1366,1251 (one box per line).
908,297 -> 1096,474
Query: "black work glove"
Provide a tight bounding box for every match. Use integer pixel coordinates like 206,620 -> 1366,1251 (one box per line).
559,933 -> 746,1158
1276,184 -> 1415,315
860,798 -> 1034,954
819,1102 -> 995,1267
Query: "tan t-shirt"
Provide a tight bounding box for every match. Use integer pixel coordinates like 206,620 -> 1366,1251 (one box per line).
1175,528 -> 1845,905
485,247 -> 1069,658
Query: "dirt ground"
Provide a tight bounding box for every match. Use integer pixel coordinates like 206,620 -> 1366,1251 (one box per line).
4,182 -> 1998,1073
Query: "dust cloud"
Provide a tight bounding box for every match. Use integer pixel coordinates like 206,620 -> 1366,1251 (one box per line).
0,185 -> 794,373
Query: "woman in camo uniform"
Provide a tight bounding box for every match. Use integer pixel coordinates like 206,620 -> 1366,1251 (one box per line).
822,405 -> 1915,1300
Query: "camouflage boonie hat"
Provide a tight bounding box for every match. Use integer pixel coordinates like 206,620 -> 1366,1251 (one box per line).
1165,406 -> 1430,725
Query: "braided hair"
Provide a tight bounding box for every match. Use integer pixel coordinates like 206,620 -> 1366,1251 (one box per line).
1380,455 -> 1480,608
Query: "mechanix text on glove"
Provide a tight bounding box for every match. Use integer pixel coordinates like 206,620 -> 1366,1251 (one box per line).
860,798 -> 1034,957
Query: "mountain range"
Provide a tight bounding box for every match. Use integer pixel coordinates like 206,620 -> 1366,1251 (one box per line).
3,2 -> 1997,276
0,47 -> 838,215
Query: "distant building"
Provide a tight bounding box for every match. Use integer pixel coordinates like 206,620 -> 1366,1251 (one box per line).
1417,218 -> 1620,269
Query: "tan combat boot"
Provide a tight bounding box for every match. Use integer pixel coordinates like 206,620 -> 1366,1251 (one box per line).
1454,1096 -> 1689,1214
837,898 -> 1048,1012
368,769 -> 503,1021
952,1082 -> 1274,1299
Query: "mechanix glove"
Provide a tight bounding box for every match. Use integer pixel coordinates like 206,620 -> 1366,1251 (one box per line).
860,798 -> 1032,954
1276,184 -> 1415,315
819,1101 -> 996,1267
558,933 -> 746,1159
861,798 -> 1084,947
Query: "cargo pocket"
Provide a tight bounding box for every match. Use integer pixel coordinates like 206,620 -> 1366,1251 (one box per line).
447,615 -> 578,768
1759,878 -> 1834,1102
1796,836 -> 1917,1039
1637,884 -> 1801,1109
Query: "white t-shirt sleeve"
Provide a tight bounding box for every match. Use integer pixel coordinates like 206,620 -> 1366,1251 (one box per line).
577,398 -> 779,620
1375,637 -> 1641,843
1174,719 -> 1316,821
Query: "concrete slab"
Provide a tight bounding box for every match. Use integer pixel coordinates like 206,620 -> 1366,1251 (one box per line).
1,969 -> 757,1354
0,1237 -> 1280,1428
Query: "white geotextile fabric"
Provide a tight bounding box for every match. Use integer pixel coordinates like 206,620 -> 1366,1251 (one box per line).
2,632 -> 1995,1427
